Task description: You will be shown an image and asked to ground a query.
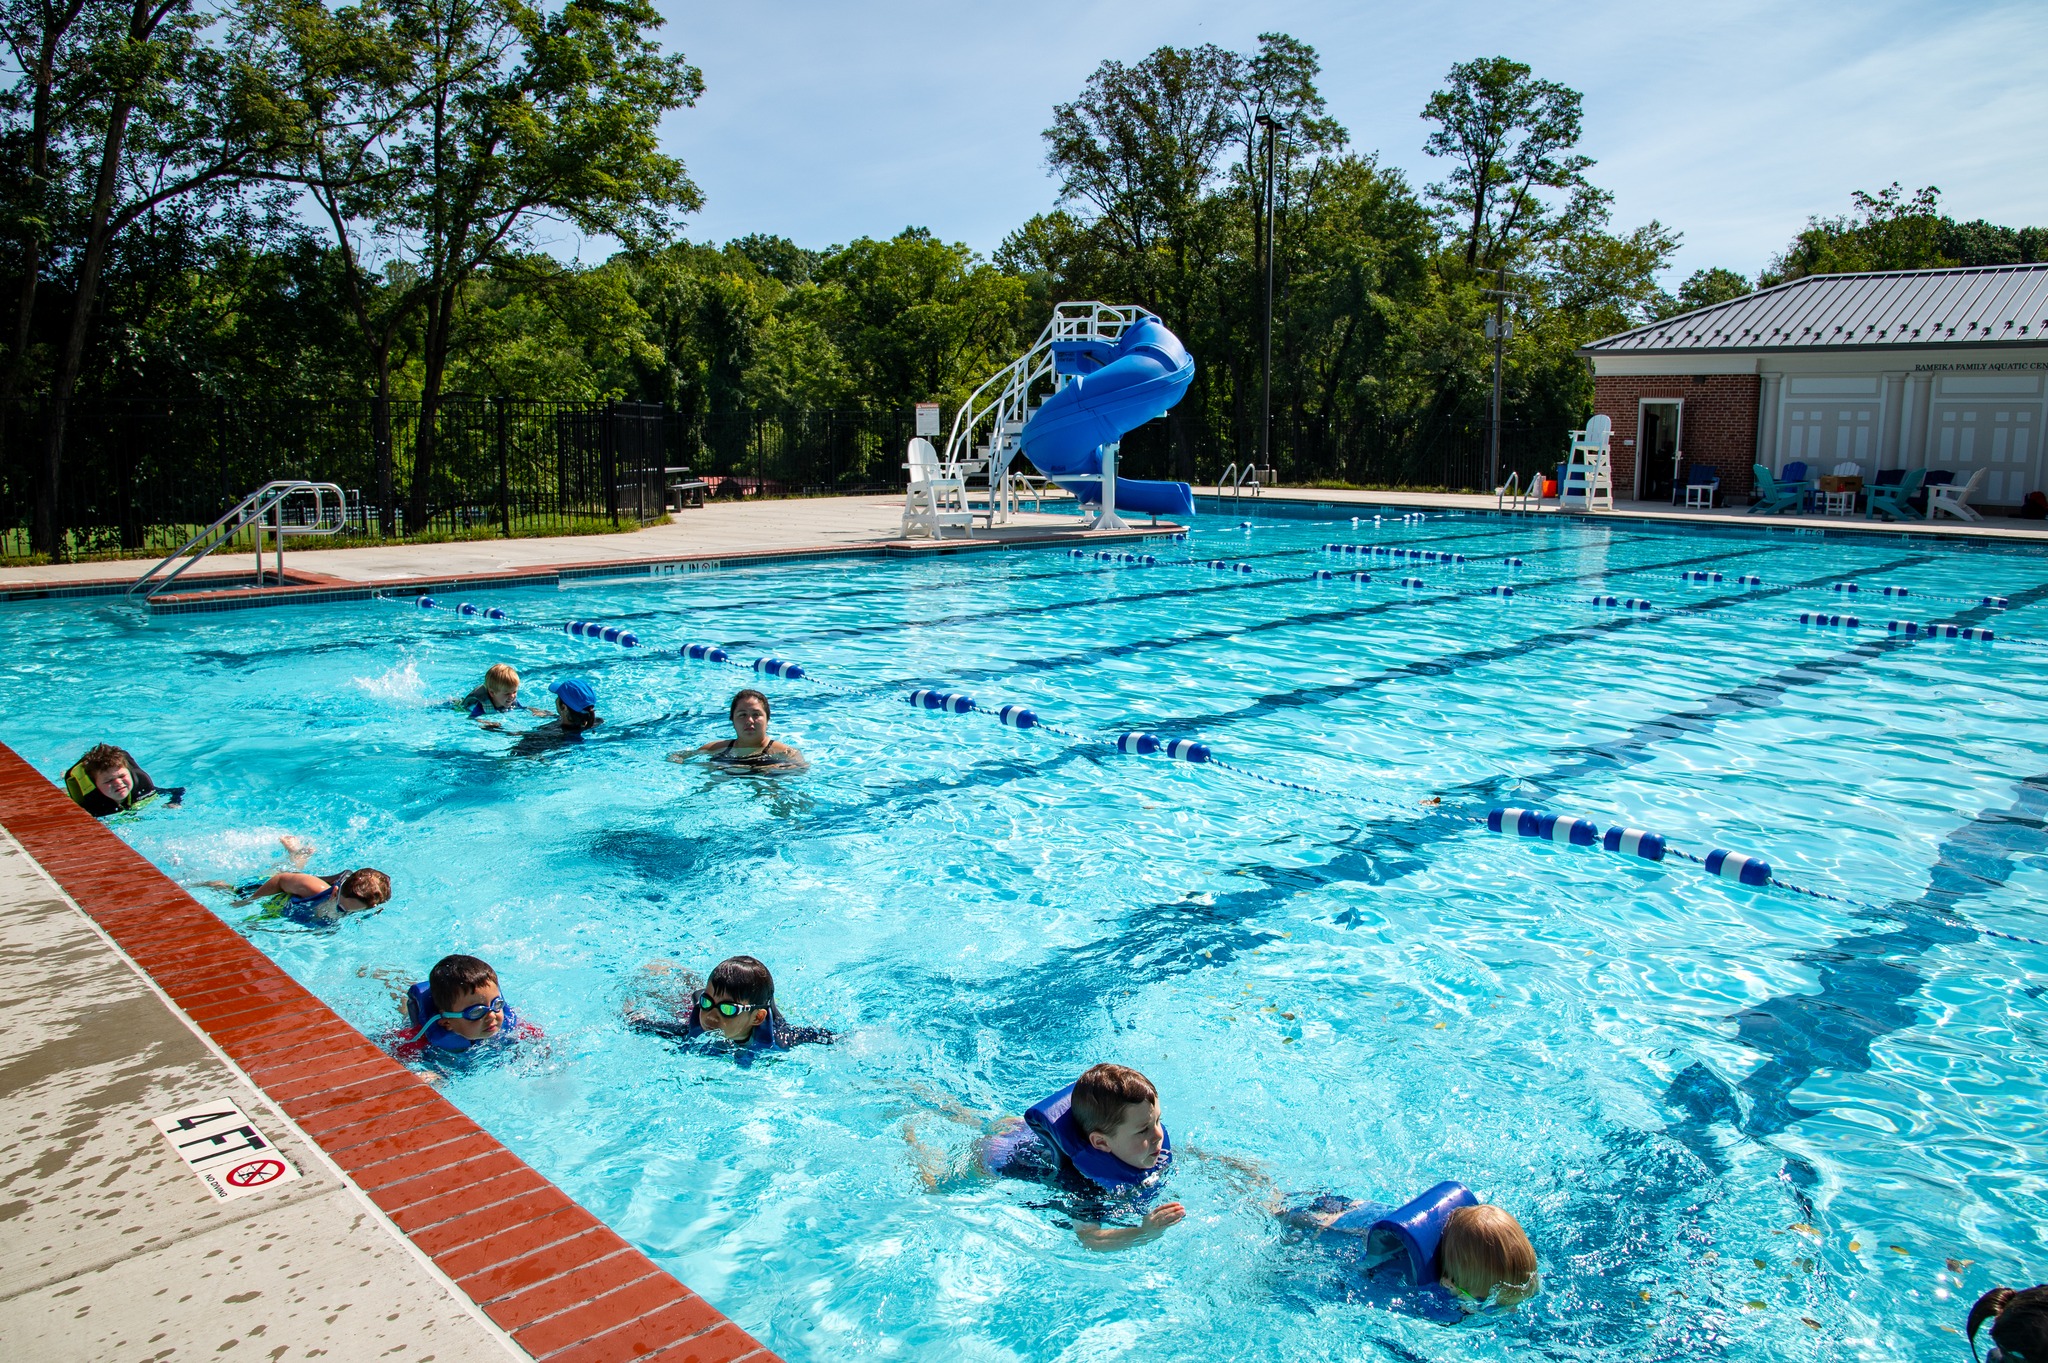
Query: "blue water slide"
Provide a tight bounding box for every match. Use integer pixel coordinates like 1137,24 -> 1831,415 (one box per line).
1017,317 -> 1196,517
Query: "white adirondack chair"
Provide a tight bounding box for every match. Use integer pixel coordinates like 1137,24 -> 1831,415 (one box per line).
900,438 -> 975,538
1928,467 -> 1987,522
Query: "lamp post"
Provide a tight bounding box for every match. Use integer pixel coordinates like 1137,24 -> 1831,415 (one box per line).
1479,274 -> 1528,491
1256,114 -> 1279,482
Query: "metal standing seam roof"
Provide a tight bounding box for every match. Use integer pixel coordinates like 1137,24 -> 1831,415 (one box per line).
1580,263 -> 2048,354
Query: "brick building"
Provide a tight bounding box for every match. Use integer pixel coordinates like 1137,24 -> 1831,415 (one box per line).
1579,263 -> 2048,510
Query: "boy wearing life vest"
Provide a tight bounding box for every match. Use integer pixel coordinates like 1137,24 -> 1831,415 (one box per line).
64,743 -> 183,817
624,955 -> 837,1064
456,663 -> 549,727
935,1063 -> 1185,1251
399,953 -> 539,1058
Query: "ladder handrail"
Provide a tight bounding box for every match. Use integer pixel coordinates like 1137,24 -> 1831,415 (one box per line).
128,480 -> 347,598
941,302 -> 1156,523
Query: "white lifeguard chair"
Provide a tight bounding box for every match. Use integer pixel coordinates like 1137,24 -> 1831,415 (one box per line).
900,437 -> 975,539
1559,414 -> 1614,512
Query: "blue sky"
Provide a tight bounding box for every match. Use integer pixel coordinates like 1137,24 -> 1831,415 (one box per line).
610,0 -> 2048,284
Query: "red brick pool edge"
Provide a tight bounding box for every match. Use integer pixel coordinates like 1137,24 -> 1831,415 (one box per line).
0,742 -> 778,1363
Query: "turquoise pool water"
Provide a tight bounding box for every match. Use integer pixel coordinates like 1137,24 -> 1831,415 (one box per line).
5,508 -> 2047,1361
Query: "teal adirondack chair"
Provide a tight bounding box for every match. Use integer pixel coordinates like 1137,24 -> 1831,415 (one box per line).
1864,468 -> 1927,522
1749,464 -> 1805,515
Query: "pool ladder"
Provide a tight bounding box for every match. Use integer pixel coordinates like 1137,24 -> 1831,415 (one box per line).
1218,462 -> 1264,502
128,480 -> 350,599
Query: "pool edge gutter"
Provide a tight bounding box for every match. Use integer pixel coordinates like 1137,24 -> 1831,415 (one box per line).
0,742 -> 780,1363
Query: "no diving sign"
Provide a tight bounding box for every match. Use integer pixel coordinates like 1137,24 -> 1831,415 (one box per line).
152,1100 -> 303,1202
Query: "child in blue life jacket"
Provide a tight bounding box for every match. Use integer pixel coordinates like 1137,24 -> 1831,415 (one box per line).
396,953 -> 539,1059
912,1063 -> 1186,1252
624,955 -> 836,1064
1285,1183 -> 1539,1321
456,663 -> 549,727
202,835 -> 390,926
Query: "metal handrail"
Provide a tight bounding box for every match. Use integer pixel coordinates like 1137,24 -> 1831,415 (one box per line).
941,301 -> 1155,524
128,480 -> 348,599
1218,463 -> 1262,501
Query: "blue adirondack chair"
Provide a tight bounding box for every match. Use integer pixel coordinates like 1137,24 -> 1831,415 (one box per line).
1865,468 -> 1926,522
1750,464 -> 1805,515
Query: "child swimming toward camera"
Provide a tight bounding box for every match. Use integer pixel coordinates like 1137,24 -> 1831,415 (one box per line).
913,1063 -> 1184,1252
623,955 -> 836,1062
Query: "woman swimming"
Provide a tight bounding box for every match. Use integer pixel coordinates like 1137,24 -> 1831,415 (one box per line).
670,688 -> 807,772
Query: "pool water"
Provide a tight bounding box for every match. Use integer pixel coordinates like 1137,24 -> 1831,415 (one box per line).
6,507 -> 2047,1361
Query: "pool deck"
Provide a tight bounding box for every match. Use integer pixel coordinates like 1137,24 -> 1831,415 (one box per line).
0,496 -> 1187,610
4,487 -> 2040,609
1199,485 -> 2048,544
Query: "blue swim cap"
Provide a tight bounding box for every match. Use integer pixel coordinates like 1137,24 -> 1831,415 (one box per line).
549,677 -> 598,714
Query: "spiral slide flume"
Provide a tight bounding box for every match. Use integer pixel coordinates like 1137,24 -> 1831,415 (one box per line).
1017,316 -> 1197,518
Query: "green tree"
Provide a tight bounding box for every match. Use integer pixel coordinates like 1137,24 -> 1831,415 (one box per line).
1421,56 -> 1597,272
1654,265 -> 1750,318
814,229 -> 1028,415
268,0 -> 703,528
17,0 -> 303,554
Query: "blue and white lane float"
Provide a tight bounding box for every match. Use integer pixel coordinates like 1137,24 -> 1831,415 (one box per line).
1115,732 -> 1211,762
416,595 -> 437,608
1703,847 -> 1773,886
1796,612 -> 1859,628
565,619 -> 640,647
1486,806 -> 1778,888
1591,596 -> 1654,611
1488,807 -> 1597,845
754,657 -> 806,679
681,643 -> 730,662
458,603 -> 508,620
1888,621 -> 1994,641
1679,571 -> 1723,583
1486,585 -> 1515,597
906,689 -> 975,714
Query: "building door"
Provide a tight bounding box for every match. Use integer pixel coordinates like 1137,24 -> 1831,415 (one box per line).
1637,401 -> 1682,501
1930,373 -> 2044,506
1779,376 -> 1882,476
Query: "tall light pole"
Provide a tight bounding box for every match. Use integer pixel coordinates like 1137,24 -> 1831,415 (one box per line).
1256,114 -> 1279,479
1480,272 -> 1526,491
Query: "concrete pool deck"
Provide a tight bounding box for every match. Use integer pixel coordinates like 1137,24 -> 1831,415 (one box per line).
0,496 -> 1188,609
3,486 -> 2039,609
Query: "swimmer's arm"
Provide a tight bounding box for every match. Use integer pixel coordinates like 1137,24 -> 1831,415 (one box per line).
243,871 -> 330,902
1073,1203 -> 1185,1251
667,743 -> 716,764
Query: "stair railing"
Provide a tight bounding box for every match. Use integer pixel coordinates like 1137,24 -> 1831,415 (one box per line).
128,480 -> 348,599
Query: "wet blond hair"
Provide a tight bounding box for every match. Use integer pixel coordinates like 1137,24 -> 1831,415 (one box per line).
485,663 -> 520,689
1440,1204 -> 1537,1304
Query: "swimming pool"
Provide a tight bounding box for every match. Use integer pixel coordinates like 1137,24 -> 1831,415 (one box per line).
6,507 -> 2044,1361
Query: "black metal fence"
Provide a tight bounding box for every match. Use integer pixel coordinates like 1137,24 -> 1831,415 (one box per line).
1113,412 -> 1561,493
0,399 -> 921,560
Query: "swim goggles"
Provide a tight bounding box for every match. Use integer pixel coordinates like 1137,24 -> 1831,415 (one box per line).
411,995 -> 508,1041
696,993 -> 756,1018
